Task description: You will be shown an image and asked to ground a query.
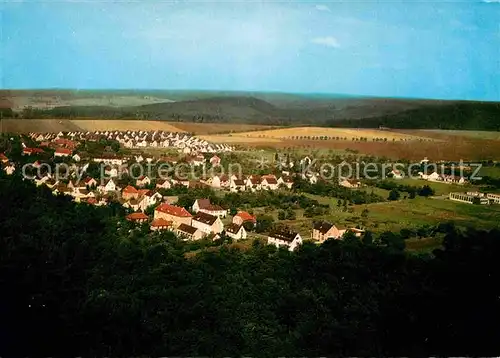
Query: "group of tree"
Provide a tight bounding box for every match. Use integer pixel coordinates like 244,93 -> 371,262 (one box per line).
293,178 -> 386,204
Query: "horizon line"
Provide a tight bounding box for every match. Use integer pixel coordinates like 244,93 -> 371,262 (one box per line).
1,87 -> 499,103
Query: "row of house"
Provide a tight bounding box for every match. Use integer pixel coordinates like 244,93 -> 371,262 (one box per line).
266,221 -> 364,252
419,172 -> 467,185
30,130 -> 234,154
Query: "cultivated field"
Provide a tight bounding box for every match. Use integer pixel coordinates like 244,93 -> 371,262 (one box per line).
208,127 -> 430,141
1,119 -> 277,135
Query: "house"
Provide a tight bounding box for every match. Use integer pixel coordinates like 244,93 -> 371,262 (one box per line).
225,223 -> 247,240
156,179 -> 172,190
2,162 -> 15,175
312,221 -> 342,243
210,155 -> 221,167
245,177 -> 262,191
192,212 -> 224,235
23,147 -> 44,156
126,212 -> 149,224
192,198 -> 227,218
423,172 -> 441,181
176,223 -> 204,241
277,176 -> 294,189
150,218 -> 173,231
230,178 -> 246,192
233,211 -> 256,226
267,228 -> 303,252
441,174 -> 466,185
99,179 -> 118,193
338,228 -> 365,238
389,169 -> 404,179
136,175 -> 151,187
154,203 -> 192,228
199,204 -> 226,218
0,153 -> 9,164
72,154 -> 81,162
83,177 -> 98,188
192,198 -> 211,213
261,176 -> 279,191
339,179 -> 361,188
420,157 -> 430,165
54,148 -> 72,157
122,185 -> 139,200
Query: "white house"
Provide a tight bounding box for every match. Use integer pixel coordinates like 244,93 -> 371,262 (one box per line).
390,169 -> 405,179
191,212 -> 224,235
225,223 -> 247,240
99,179 -> 118,193
136,175 -> 151,187
267,228 -> 303,252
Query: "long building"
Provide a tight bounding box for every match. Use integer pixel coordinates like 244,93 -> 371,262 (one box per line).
449,192 -> 489,205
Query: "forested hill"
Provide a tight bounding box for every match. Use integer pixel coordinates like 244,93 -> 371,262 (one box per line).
2,172 -> 500,356
329,101 -> 500,130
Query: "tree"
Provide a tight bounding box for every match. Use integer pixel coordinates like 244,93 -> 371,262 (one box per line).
361,208 -> 369,218
388,189 -> 401,201
278,210 -> 286,220
418,185 -> 435,197
255,214 -> 274,233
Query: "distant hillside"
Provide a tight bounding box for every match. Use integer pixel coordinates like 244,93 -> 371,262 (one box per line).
1,89 -> 499,130
329,102 -> 500,131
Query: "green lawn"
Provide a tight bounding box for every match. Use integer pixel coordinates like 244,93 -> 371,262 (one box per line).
479,166 -> 500,179
356,196 -> 500,233
387,178 -> 478,196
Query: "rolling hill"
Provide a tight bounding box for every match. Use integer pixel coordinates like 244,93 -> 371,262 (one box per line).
1,90 -> 499,130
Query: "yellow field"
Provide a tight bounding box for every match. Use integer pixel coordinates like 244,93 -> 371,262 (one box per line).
71,120 -> 184,132
2,119 -> 277,134
201,127 -> 431,144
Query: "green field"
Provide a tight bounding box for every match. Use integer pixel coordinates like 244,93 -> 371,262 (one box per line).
425,130 -> 500,140
356,196 -> 500,232
386,178 -> 478,196
479,166 -> 500,178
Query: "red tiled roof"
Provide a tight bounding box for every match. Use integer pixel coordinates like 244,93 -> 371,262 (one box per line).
235,211 -> 256,222
55,148 -> 72,155
155,203 -> 192,217
138,189 -> 151,197
122,185 -> 138,194
151,218 -> 173,227
126,212 -> 148,221
23,147 -> 44,154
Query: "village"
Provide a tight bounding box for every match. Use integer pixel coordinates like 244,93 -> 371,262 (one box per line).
1,130 -> 499,252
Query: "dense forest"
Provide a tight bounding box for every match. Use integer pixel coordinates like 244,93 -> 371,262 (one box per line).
1,173 -> 500,356
329,102 -> 500,130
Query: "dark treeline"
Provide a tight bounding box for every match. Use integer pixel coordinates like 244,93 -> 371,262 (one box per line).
2,173 -> 500,356
327,102 -> 500,130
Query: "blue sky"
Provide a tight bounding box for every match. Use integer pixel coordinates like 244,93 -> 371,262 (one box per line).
2,0 -> 500,101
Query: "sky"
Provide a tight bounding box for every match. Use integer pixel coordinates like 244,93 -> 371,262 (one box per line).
2,0 -> 500,101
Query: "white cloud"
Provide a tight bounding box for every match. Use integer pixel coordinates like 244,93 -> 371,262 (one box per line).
311,36 -> 340,48
315,4 -> 331,12
483,0 -> 500,3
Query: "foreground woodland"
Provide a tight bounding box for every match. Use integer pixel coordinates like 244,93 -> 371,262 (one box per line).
1,173 -> 500,356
